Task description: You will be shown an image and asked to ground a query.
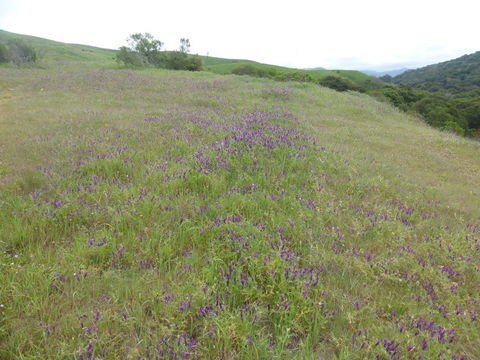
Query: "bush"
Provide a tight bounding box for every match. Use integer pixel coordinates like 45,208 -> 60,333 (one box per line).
0,43 -> 8,63
116,46 -> 148,67
442,120 -> 466,136
7,39 -> 37,64
275,71 -> 313,83
232,64 -> 260,76
184,55 -> 202,71
163,52 -> 202,71
318,75 -> 359,92
231,64 -> 277,79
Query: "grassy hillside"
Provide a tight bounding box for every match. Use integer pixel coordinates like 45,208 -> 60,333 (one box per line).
202,55 -> 376,86
0,29 -> 116,64
1,60 -> 479,359
0,29 -> 378,92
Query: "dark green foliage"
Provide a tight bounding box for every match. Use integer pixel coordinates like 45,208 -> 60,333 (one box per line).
5,39 -> 37,64
116,46 -> 148,67
392,51 -> 480,94
127,33 -> 163,64
386,51 -> 480,135
0,42 -> 8,63
379,74 -> 393,83
231,65 -> 363,93
412,97 -> 461,128
453,98 -> 480,129
117,34 -> 202,71
442,120 -> 466,136
184,54 -> 202,71
368,84 -> 479,135
370,85 -> 423,111
231,64 -> 277,78
318,75 -> 359,92
164,51 -> 202,71
275,71 -> 313,83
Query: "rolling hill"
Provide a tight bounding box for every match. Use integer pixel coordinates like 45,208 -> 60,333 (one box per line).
0,30 -> 479,359
0,30 -> 378,89
392,51 -> 480,93
361,68 -> 409,77
202,55 -> 377,86
0,29 -> 116,64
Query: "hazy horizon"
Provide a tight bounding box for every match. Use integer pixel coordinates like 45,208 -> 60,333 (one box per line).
1,0 -> 479,71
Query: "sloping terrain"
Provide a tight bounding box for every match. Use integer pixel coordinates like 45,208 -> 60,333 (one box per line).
0,29 -> 116,64
202,55 -> 374,84
0,63 -> 479,359
0,30 -> 377,89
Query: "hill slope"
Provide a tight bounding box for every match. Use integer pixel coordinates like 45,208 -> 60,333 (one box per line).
0,29 -> 116,64
1,62 -> 479,359
361,68 -> 409,77
0,30 -> 378,89
202,55 -> 378,87
392,51 -> 480,93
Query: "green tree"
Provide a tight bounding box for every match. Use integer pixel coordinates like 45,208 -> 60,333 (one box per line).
179,38 -> 191,54
453,98 -> 480,129
117,34 -> 201,71
126,33 -> 164,65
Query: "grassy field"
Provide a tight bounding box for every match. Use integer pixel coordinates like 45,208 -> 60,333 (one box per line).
1,33 -> 480,360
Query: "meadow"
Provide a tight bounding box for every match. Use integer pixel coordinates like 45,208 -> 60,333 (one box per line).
0,60 -> 479,359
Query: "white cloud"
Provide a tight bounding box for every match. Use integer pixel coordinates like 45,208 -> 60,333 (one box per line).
1,0 -> 479,70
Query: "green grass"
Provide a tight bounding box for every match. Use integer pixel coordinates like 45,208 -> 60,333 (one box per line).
0,36 -> 479,360
0,29 -> 116,65
0,29 -> 377,89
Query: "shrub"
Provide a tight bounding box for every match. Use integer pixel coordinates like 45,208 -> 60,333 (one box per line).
0,43 -> 8,63
6,39 -> 37,64
442,120 -> 466,136
318,75 -> 359,92
275,71 -> 313,83
116,46 -> 148,67
231,64 -> 259,77
163,51 -> 202,71
184,55 -> 202,71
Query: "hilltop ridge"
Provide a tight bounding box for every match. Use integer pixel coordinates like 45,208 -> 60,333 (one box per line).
0,29 -> 377,87
392,51 -> 480,93
0,29 -> 116,63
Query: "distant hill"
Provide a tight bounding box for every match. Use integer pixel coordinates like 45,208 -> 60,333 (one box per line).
202,57 -> 378,88
0,29 -> 116,64
392,51 -> 480,93
361,68 -> 409,77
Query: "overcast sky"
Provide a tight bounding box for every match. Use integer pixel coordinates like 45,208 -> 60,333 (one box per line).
1,0 -> 479,70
